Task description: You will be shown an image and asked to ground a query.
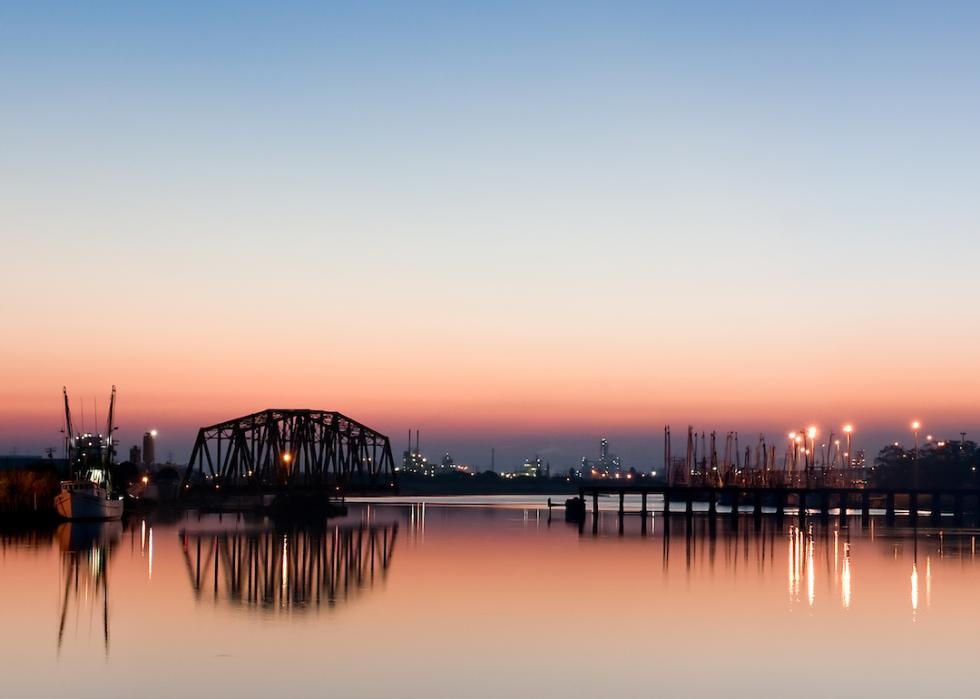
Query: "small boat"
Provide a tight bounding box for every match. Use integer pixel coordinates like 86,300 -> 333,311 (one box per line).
55,469 -> 124,520
55,386 -> 124,521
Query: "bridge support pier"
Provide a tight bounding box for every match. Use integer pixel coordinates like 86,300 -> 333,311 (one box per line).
861,492 -> 870,528
910,493 -> 919,526
886,493 -> 896,525
839,491 -> 847,527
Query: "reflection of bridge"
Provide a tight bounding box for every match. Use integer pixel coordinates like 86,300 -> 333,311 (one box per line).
182,409 -> 398,496
180,523 -> 398,612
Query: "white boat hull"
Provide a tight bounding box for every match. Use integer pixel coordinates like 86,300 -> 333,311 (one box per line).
55,490 -> 124,520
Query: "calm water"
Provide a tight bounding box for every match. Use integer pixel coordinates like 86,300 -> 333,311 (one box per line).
2,497 -> 978,698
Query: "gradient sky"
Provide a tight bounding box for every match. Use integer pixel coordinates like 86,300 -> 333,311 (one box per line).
2,1 -> 978,466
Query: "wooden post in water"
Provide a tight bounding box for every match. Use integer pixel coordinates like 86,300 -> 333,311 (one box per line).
838,491 -> 847,527
886,492 -> 896,525
618,490 -> 625,516
861,491 -> 870,528
910,492 -> 919,526
931,492 -> 942,525
592,490 -> 599,535
954,492 -> 964,526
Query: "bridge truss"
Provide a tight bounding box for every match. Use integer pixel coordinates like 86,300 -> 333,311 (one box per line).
182,409 -> 397,493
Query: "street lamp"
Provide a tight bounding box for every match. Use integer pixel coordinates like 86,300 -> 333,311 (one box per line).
806,426 -> 817,482
911,420 -> 921,489
843,424 -> 853,477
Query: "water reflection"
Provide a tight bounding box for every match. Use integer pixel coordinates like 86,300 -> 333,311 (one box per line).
179,522 -> 398,613
55,522 -> 121,654
583,509 -> 979,623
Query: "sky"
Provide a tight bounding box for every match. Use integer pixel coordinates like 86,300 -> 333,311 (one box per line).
1,1 -> 979,468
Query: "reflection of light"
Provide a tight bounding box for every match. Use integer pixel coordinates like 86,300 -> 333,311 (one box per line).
807,426 -> 817,440
807,533 -> 815,607
911,562 -> 919,615
788,528 -> 796,600
140,519 -> 146,551
148,527 -> 154,580
926,557 -> 932,608
281,535 -> 289,603
842,543 -> 851,609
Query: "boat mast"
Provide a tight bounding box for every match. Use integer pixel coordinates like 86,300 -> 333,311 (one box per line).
104,385 -> 116,469
63,387 -> 75,477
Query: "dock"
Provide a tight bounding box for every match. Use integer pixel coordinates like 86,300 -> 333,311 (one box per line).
575,483 -> 980,529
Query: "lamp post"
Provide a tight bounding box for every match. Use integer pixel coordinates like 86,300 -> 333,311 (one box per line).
843,424 -> 853,483
807,426 -> 817,485
911,420 -> 921,489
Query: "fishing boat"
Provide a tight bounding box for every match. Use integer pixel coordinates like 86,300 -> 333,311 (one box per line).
54,386 -> 124,521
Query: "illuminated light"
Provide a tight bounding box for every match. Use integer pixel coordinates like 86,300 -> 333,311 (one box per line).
282,452 -> 293,464
795,436 -> 803,444
912,420 -> 921,430
788,431 -> 797,440
843,424 -> 853,434
807,426 -> 817,440
141,475 -> 149,484
150,429 -> 158,437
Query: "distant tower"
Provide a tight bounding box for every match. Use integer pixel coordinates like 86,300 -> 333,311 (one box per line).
142,430 -> 157,467
600,437 -> 609,460
129,445 -> 142,465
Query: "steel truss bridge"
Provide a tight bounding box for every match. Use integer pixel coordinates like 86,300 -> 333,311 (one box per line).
182,409 -> 397,494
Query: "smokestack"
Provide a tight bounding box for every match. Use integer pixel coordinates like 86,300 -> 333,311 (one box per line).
408,429 -> 411,454
416,430 -> 420,454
